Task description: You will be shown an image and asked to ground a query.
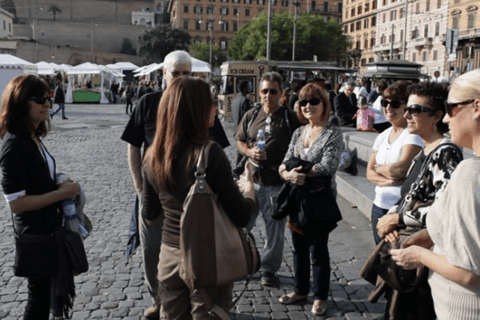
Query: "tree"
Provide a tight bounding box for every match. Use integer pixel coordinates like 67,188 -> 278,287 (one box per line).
137,25 -> 191,63
47,4 -> 62,21
228,11 -> 350,62
120,38 -> 136,55
189,42 -> 227,69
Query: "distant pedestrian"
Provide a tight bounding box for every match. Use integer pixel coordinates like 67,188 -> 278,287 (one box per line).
334,81 -> 357,127
231,80 -> 251,130
51,80 -> 67,120
125,84 -> 134,115
0,74 -> 79,320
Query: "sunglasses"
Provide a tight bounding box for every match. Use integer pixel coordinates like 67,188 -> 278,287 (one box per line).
260,88 -> 279,95
380,99 -> 403,109
29,95 -> 50,105
444,99 -> 475,116
299,98 -> 322,107
169,70 -> 191,77
405,104 -> 436,116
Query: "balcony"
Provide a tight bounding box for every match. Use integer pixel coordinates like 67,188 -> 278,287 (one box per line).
310,7 -> 342,16
373,41 -> 402,54
459,27 -> 480,40
413,37 -> 433,50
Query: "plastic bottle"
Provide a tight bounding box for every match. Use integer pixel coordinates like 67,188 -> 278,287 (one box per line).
257,129 -> 266,151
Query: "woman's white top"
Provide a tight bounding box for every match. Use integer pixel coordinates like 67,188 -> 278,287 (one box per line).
369,95 -> 388,124
372,127 -> 424,209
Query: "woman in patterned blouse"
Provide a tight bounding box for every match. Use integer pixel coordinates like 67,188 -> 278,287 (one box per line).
277,83 -> 343,316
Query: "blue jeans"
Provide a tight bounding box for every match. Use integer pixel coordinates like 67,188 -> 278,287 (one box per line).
246,184 -> 285,274
51,103 -> 65,118
371,204 -> 389,245
291,226 -> 330,301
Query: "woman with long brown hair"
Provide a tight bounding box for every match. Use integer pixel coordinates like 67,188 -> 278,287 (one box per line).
0,74 -> 79,319
141,76 -> 257,319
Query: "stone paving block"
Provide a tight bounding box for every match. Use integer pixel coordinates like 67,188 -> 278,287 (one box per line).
253,312 -> 270,320
119,300 -> 135,308
85,302 -> 101,311
0,295 -> 17,302
270,304 -> 287,312
254,291 -> 271,297
235,313 -> 255,320
72,311 -> 91,319
91,309 -> 110,318
128,306 -> 144,316
287,311 -> 308,320
271,312 -> 289,319
335,300 -> 358,313
237,305 -> 254,313
286,304 -> 303,311
253,304 -> 271,313
92,295 -> 109,303
331,290 -> 349,302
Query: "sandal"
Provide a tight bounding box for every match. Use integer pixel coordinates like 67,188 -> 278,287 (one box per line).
279,292 -> 308,305
311,300 -> 327,316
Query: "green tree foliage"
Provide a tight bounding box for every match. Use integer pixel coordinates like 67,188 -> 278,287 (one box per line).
137,25 -> 191,63
120,38 -> 136,55
47,4 -> 62,21
228,11 -> 350,62
189,42 -> 227,69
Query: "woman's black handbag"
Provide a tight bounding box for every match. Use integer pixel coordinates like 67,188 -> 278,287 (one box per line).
56,227 -> 89,274
14,232 -> 58,277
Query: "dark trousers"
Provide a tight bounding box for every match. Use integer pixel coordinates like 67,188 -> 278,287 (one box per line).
371,204 -> 389,245
24,276 -> 51,320
291,226 -> 331,301
126,100 -> 133,114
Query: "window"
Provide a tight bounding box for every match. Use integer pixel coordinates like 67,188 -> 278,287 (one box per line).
356,21 -> 361,30
422,51 -> 427,61
382,13 -> 386,23
272,0 -> 277,5
383,0 -> 386,5
370,37 -> 376,47
380,34 -> 386,44
233,0 -> 239,3
338,3 -> 343,13
282,0 -> 288,5
2,21 -> 4,31
221,0 -> 228,2
412,52 -> 416,61
324,2 -> 329,11
468,13 -> 475,29
424,24 -> 429,37
454,0 -> 460,3
389,34 -> 395,42
344,25 -> 348,33
415,3 -> 419,13
221,40 -> 227,49
221,7 -> 229,14
453,16 -> 459,29
400,30 -> 403,42
426,0 -> 430,11
345,10 -> 348,18
8,22 -> 11,32
372,0 -> 377,10
195,6 -> 203,13
312,0 -> 316,10
245,0 -> 251,3
400,7 -> 404,19
183,20 -> 189,29
369,57 -> 375,63
257,0 -> 264,3
361,58 -> 367,66
208,6 -> 214,13
358,5 -> 362,14
466,46 -> 474,58
183,5 -> 189,13
391,9 -> 396,21
194,38 -> 201,44
433,50 -> 438,60
245,8 -> 250,15
233,21 -> 238,31
365,3 -> 369,12
221,22 -> 229,31
356,40 -> 361,49
350,23 -> 354,32
412,26 -> 419,39
351,8 -> 355,17
195,20 -> 201,30
233,7 -> 239,15
364,39 -> 368,48
435,22 -> 440,36
364,18 -> 369,28
371,16 -> 376,26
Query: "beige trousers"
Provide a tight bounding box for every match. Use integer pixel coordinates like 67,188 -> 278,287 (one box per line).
157,244 -> 234,320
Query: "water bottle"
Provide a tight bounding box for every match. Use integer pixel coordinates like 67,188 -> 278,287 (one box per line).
257,129 -> 266,151
63,198 -> 77,221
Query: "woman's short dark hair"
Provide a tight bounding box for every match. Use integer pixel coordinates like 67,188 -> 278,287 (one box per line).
0,74 -> 51,138
297,83 -> 331,124
375,79 -> 389,92
383,80 -> 411,104
407,82 -> 449,134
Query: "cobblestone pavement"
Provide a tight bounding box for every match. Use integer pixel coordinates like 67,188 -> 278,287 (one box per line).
0,104 -> 385,319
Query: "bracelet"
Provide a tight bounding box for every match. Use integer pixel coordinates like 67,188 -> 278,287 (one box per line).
374,164 -> 379,171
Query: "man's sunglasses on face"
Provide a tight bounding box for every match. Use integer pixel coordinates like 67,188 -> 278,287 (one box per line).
169,70 -> 191,77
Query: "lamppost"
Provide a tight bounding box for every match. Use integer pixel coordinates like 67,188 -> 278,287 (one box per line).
351,49 -> 362,71
200,16 -> 214,67
292,0 -> 300,62
267,0 -> 272,60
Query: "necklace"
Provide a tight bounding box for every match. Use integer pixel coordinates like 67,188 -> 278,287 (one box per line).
306,125 -> 323,139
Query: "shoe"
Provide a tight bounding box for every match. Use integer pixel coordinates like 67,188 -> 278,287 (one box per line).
261,271 -> 279,286
62,117 -> 68,120
279,292 -> 308,305
311,300 -> 327,316
144,304 -> 160,319
50,114 -> 53,119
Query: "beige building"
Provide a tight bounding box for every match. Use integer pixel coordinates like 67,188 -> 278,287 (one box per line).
449,0 -> 480,75
0,8 -> 14,39
342,0 -> 378,73
168,0 -> 343,51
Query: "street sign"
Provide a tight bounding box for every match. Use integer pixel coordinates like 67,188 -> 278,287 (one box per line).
448,53 -> 457,62
445,29 -> 459,54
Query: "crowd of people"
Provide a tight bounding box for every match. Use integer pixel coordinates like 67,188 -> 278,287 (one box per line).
1,49 -> 480,320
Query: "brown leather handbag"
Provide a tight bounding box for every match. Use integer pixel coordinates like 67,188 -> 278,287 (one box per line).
179,141 -> 260,291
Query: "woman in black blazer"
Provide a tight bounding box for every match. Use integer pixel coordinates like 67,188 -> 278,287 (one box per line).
0,75 -> 78,320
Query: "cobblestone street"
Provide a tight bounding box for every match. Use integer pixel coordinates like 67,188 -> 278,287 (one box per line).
0,103 -> 385,319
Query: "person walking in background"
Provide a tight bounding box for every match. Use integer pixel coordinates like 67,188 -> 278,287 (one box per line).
334,81 -> 357,127
125,84 -> 134,115
51,80 -> 67,120
277,83 -> 343,316
235,72 -> 302,286
366,81 -> 424,244
231,80 -> 251,130
142,76 -> 257,319
0,74 -> 79,320
391,69 -> 480,320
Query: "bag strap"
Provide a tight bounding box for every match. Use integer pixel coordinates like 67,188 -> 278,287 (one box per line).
10,211 -> 18,237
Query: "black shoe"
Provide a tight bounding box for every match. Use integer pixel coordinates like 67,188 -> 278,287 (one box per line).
344,153 -> 358,176
261,271 -> 279,286
50,114 -> 53,119
62,117 -> 68,120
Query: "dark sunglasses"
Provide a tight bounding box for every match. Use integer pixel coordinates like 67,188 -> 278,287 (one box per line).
260,88 -> 279,95
299,98 -> 322,107
380,99 -> 403,109
405,104 -> 436,116
29,95 -> 50,105
169,70 -> 191,77
444,99 -> 475,116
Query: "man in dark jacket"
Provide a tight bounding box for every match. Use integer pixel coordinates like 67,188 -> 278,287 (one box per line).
231,80 -> 251,129
51,80 -> 67,120
334,81 -> 357,127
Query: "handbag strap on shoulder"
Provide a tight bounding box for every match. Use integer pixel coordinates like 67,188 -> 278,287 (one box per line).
195,140 -> 216,176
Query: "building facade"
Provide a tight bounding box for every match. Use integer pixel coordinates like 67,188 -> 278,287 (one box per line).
449,0 -> 480,75
342,0 -> 378,73
132,6 -> 156,27
168,0 -> 343,51
0,8 -> 14,39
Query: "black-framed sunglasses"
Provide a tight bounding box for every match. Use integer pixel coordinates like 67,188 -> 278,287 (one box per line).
444,99 -> 475,116
169,70 -> 191,77
405,104 -> 436,116
260,88 -> 279,95
380,99 -> 403,109
299,98 -> 322,107
29,95 -> 50,105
